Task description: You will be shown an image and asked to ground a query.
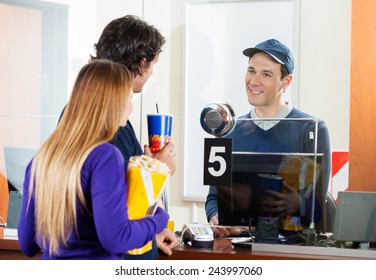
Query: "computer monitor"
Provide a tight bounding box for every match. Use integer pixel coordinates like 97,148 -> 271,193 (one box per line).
217,151 -> 327,242
4,147 -> 37,193
4,147 -> 37,229
333,191 -> 376,243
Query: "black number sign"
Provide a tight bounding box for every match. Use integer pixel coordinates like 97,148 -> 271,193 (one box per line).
203,138 -> 232,186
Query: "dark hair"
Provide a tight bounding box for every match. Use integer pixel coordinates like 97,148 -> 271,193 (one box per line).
280,64 -> 289,80
90,15 -> 166,76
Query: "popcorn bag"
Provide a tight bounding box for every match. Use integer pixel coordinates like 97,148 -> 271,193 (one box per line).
126,155 -> 170,255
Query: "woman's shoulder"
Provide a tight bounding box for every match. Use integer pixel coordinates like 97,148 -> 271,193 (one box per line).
93,142 -> 118,151
88,143 -> 124,165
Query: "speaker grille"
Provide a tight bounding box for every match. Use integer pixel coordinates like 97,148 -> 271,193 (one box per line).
205,110 -> 223,129
200,103 -> 236,137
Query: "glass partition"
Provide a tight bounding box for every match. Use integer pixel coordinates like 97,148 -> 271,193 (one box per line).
203,116 -> 331,245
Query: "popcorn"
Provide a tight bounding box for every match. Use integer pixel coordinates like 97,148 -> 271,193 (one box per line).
129,155 -> 170,175
126,155 -> 170,255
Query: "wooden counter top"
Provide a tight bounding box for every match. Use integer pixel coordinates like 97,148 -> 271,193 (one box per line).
1,236 -> 375,260
0,238 -> 40,260
159,238 -> 376,260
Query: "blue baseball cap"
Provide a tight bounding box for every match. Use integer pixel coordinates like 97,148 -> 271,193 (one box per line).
243,39 -> 294,74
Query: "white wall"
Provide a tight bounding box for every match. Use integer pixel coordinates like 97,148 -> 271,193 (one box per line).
47,0 -> 352,232
299,0 -> 351,152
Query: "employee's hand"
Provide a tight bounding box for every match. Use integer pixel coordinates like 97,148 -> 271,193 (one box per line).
156,228 -> 179,256
209,214 -> 243,237
144,142 -> 176,175
263,181 -> 301,218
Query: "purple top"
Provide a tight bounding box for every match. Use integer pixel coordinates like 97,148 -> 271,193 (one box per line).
18,143 -> 168,259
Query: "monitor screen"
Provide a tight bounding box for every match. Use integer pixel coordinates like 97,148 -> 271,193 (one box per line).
4,147 -> 37,229
217,152 -> 327,243
4,147 -> 38,193
333,191 -> 376,243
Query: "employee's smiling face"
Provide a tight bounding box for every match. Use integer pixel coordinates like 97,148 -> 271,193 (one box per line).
245,52 -> 286,108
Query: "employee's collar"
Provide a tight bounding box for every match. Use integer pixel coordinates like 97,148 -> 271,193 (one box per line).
251,101 -> 293,130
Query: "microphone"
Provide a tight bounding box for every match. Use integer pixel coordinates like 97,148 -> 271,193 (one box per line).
200,102 -> 236,137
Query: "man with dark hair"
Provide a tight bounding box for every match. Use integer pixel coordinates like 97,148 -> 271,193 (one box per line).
91,15 -> 178,259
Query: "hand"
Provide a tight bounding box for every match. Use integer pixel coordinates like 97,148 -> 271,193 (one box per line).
209,214 -> 243,237
156,228 -> 179,256
263,181 -> 301,218
144,142 -> 176,175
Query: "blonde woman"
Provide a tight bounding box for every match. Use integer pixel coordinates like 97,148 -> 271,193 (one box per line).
18,60 -> 169,259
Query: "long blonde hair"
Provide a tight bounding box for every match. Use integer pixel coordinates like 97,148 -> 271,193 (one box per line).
28,60 -> 133,255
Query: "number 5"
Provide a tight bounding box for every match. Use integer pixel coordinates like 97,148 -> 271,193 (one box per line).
208,146 -> 226,177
